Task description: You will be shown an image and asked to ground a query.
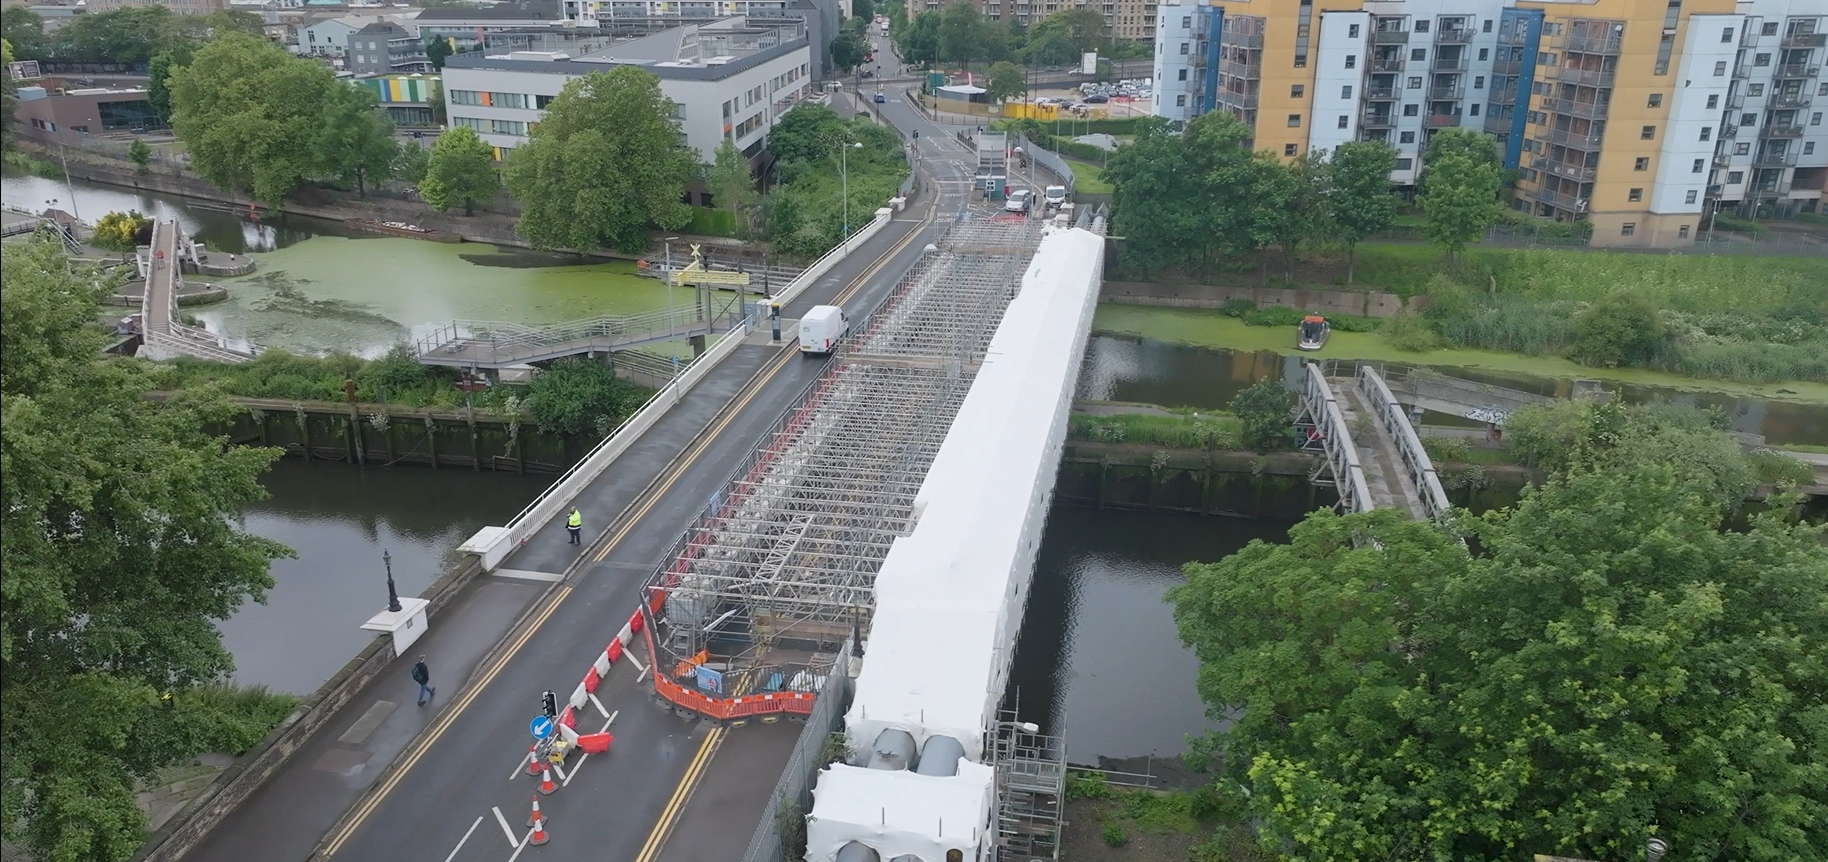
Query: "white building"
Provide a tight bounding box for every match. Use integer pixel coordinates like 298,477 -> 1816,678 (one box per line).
557,0 -> 841,78
440,18 -> 814,161
297,12 -> 419,58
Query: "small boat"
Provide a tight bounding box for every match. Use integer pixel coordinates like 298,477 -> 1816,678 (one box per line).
1296,315 -> 1330,351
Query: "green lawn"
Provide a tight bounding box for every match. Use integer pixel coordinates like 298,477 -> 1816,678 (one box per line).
1066,158 -> 1114,194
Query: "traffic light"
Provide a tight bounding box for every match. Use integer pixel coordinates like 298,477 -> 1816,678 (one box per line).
541,690 -> 558,718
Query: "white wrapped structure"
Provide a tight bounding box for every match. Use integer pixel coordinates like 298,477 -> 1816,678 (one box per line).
807,226 -> 1107,862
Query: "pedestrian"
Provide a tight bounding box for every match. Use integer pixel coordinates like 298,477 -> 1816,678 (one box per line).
567,508 -> 582,545
411,655 -> 435,706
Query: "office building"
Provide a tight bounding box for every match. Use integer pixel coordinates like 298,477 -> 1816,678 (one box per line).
353,73 -> 441,127
441,17 -> 815,161
558,0 -> 841,78
1152,0 -> 1825,247
11,87 -> 163,142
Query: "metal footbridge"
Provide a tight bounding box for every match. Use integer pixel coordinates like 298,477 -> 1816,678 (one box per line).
138,220 -> 261,364
1296,361 -> 1452,523
411,307 -> 737,369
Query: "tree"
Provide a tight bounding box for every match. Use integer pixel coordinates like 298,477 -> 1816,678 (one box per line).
1103,116 -> 1201,277
1325,140 -> 1398,283
169,34 -> 338,205
1227,379 -> 1294,453
127,138 -> 152,172
830,29 -> 867,73
985,60 -> 1025,103
2,37 -> 18,148
420,126 -> 497,216
425,35 -> 452,70
1423,126 -> 1501,172
1565,291 -> 1670,370
1256,149 -> 1328,280
501,67 -> 693,253
92,210 -> 151,249
765,103 -> 848,175
1,237 -> 294,862
897,10 -> 941,68
315,83 -> 397,196
851,0 -> 876,24
937,0 -> 983,68
1,7 -> 47,60
707,138 -> 757,237
428,79 -> 446,125
393,141 -> 431,185
526,357 -> 648,435
1419,152 -> 1499,259
51,5 -> 176,64
146,43 -> 193,122
1170,402 -> 1827,862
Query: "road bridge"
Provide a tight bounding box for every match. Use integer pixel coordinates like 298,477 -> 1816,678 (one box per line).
138,220 -> 260,364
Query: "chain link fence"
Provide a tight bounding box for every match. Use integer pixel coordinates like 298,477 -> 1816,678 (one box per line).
738,647 -> 854,862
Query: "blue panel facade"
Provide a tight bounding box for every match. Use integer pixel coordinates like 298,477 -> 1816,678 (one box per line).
1200,7 -> 1224,116
1503,8 -> 1543,170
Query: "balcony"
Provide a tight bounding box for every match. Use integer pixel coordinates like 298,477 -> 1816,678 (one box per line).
1539,127 -> 1604,150
1221,30 -> 1264,48
1492,59 -> 1522,75
1531,188 -> 1586,212
1542,97 -> 1611,119
1769,92 -> 1813,109
1432,56 -> 1469,72
1426,112 -> 1463,127
1720,124 -> 1738,138
1372,57 -> 1405,72
1531,157 -> 1597,182
1556,67 -> 1616,87
1761,124 -> 1805,138
1360,110 -> 1397,127
1428,84 -> 1466,100
1774,63 -> 1821,79
1734,64 -> 1753,78
1725,91 -> 1744,110
1713,151 -> 1732,168
1780,32 -> 1827,48
1371,29 -> 1409,44
1560,34 -> 1622,54
1753,150 -> 1799,167
1436,28 -> 1475,44
1749,179 -> 1795,196
1219,59 -> 1260,78
1740,27 -> 1760,48
1489,88 -> 1518,105
1365,85 -> 1397,100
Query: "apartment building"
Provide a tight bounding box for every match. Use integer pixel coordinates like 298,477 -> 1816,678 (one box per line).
441,17 -> 815,161
910,0 -> 1159,43
1152,0 -> 1825,248
348,21 -> 431,76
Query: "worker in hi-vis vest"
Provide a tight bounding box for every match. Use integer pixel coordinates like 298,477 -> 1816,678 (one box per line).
566,508 -> 582,545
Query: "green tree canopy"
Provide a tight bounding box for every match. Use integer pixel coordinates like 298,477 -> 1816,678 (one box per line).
830,29 -> 868,73
1227,378 -> 1294,453
1423,126 -> 1502,172
502,67 -> 693,253
985,60 -> 1025,103
168,34 -> 339,205
937,0 -> 984,67
2,7 -> 47,61
147,43 -> 194,122
393,140 -> 431,185
707,138 -> 757,236
1023,6 -> 1105,65
1169,404 -> 1826,862
419,125 -> 497,216
315,83 -> 397,196
425,35 -> 453,70
1324,140 -> 1398,283
1,238 -> 294,862
1419,151 -> 1500,259
898,10 -> 940,67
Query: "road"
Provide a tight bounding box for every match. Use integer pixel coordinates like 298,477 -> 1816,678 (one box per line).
180,58 -> 1043,862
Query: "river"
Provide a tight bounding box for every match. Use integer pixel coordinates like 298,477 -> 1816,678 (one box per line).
2,172 -> 739,357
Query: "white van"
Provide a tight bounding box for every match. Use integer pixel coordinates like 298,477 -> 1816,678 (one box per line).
1043,185 -> 1068,208
799,305 -> 849,355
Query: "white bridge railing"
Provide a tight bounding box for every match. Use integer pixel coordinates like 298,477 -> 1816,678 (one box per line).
1355,365 -> 1452,523
1297,362 -> 1373,515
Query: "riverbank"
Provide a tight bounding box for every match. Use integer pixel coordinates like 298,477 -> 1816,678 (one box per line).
1093,305 -> 1828,403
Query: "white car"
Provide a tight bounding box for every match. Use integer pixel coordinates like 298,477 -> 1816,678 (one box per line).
1004,190 -> 1033,213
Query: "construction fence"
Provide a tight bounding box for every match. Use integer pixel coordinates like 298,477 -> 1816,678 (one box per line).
737,645 -> 854,862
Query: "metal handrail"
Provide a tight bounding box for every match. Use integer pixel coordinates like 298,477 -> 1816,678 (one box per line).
1356,365 -> 1451,523
413,305 -> 728,364
1300,363 -> 1373,515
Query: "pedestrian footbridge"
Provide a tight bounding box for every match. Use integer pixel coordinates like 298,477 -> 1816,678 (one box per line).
410,307 -> 735,369
138,220 -> 261,364
1296,361 -> 1452,523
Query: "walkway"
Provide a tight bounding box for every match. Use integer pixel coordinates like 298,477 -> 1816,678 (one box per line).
1295,361 -> 1450,523
138,220 -> 259,364
412,308 -> 729,369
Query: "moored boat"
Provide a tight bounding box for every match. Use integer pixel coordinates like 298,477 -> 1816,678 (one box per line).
1297,314 -> 1330,350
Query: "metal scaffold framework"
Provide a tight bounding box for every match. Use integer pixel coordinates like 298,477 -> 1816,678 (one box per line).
987,706 -> 1068,862
639,213 -> 1048,720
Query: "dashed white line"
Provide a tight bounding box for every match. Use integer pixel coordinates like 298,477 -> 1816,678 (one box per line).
507,748 -> 532,781
504,828 -> 534,862
442,815 -> 484,862
589,692 -> 611,718
491,806 -> 518,845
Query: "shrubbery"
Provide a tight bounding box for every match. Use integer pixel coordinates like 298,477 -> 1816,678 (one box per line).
93,210 -> 154,251
525,357 -> 651,436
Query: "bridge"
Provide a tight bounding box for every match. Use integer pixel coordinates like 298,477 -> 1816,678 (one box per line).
1297,361 -> 1453,523
137,220 -> 260,364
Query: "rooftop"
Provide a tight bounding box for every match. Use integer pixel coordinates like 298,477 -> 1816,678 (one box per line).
444,16 -> 808,80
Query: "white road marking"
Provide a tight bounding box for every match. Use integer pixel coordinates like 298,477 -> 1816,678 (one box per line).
637,665 -> 651,684
561,710 -> 622,788
505,828 -> 534,862
590,692 -> 611,718
606,710 -> 620,728
491,806 -> 518,845
622,651 -> 647,674
442,815 -> 484,862
550,762 -> 568,782
507,749 -> 532,781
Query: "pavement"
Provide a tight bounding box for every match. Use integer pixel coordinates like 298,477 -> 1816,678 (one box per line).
185,67 -> 1017,862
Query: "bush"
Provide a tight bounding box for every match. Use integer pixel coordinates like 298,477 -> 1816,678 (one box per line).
526,357 -> 649,436
166,348 -> 539,414
93,210 -> 153,251
1229,380 -> 1295,454
1566,291 -> 1669,368
1065,770 -> 1118,800
1100,821 -> 1128,847
1421,436 -> 1471,464
1218,298 -> 1257,318
1067,411 -> 1242,450
1381,311 -> 1442,352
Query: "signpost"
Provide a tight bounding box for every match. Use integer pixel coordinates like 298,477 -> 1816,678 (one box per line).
530,715 -> 554,740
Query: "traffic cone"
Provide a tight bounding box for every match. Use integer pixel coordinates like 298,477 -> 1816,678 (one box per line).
529,811 -> 550,846
527,796 -> 545,828
538,766 -> 557,795
526,743 -> 541,776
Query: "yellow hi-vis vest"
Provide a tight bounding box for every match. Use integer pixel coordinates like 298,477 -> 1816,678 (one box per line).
568,511 -> 581,528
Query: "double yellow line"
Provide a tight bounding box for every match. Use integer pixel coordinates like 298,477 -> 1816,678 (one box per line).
320,214 -> 931,859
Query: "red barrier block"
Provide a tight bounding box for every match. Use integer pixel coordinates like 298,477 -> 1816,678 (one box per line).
583,667 -> 601,694
628,611 -> 644,634
560,706 -> 576,729
576,732 -> 612,754
607,638 -> 623,663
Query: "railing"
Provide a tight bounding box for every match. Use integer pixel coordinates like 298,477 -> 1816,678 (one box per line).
1538,127 -> 1604,150
1559,33 -> 1622,54
1761,124 -> 1805,138
1774,63 -> 1821,79
1427,84 -> 1466,100
1360,110 -> 1396,127
1741,24 -> 1762,47
1492,59 -> 1522,75
1356,365 -> 1451,523
1726,90 -> 1745,110
1734,63 -> 1753,79
413,305 -> 727,366
1436,28 -> 1475,43
1531,188 -> 1585,212
1713,151 -> 1732,168
1221,30 -> 1263,48
1720,124 -> 1738,138
1556,66 -> 1616,87
737,637 -> 853,862
1018,132 -> 1076,195
1298,363 -> 1373,516
1426,112 -> 1463,127
1533,157 -> 1598,182
1768,92 -> 1813,109
1780,32 -> 1827,48
1489,88 -> 1519,106
1371,29 -> 1409,44
1542,96 -> 1610,118
1365,85 -> 1397,100
1218,58 -> 1259,78
1372,57 -> 1405,72
1753,150 -> 1799,167
1432,56 -> 1469,71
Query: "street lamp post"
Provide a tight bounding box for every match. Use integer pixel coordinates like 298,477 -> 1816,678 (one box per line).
840,140 -> 863,249
383,549 -> 402,613
663,235 -> 680,325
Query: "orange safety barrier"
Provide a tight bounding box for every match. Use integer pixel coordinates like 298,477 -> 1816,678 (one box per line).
559,706 -> 576,730
583,667 -> 601,694
651,670 -> 818,721
606,638 -> 623,663
627,610 -> 643,634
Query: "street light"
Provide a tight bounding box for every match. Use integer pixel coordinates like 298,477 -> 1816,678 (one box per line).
383,549 -> 402,613
663,235 -> 681,325
840,140 -> 864,248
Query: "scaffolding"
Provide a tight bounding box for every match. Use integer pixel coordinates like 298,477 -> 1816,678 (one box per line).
987,706 -> 1068,862
640,211 -> 1047,720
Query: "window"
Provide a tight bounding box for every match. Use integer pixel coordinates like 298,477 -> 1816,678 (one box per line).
490,119 -> 525,136
1635,157 -> 1649,170
1706,94 -> 1719,109
1721,27 -> 1735,42
1820,83 -> 1828,96
1676,225 -> 1689,239
536,95 -> 556,109
1400,130 -> 1416,143
1284,143 -> 1299,155
1178,69 -> 1188,80
1292,84 -> 1305,97
1341,85 -> 1353,98
1727,170 -> 1744,183
451,89 -> 484,106
1404,103 -> 1419,116
1345,54 -> 1357,69
1692,158 -> 1704,173
1814,112 -> 1824,125
1478,47 -> 1489,61
451,116 -> 485,131
1748,83 -> 1764,96
1754,53 -> 1771,66
1182,16 -> 1191,27
1628,187 -> 1643,201
1700,127 -> 1712,141
1684,189 -> 1698,204
1735,142 -> 1751,155
1408,76 -> 1423,89
1483,19 -> 1493,33
1642,125 -> 1656,139
1414,20 -> 1429,33
1348,23 -> 1359,37
1648,93 -> 1662,107
1762,21 -> 1778,36
1338,114 -> 1349,128
1411,48 -> 1426,61
1471,104 -> 1480,116
1474,76 -> 1485,89
1714,60 -> 1727,76
1176,94 -> 1187,106
1396,157 -> 1414,169
1180,42 -> 1189,54
1740,112 -> 1755,125
1621,223 -> 1636,236
1807,141 -> 1817,155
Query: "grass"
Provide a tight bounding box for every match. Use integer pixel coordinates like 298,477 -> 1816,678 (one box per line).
1066,158 -> 1114,194
3,149 -> 64,179
1777,442 -> 1828,455
1069,410 -> 1242,449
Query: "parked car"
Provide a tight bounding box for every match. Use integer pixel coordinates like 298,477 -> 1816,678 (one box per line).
1004,189 -> 1033,214
1084,94 -> 1109,103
